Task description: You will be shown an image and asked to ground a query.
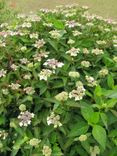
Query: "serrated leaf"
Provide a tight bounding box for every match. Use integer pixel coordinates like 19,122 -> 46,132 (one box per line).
92,125 -> 106,149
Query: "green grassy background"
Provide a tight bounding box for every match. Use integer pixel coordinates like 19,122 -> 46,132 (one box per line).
6,0 -> 117,20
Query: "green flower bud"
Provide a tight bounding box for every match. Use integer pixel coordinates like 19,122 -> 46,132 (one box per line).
79,134 -> 87,142
55,91 -> 68,102
29,138 -> 41,146
69,71 -> 80,78
19,104 -> 26,111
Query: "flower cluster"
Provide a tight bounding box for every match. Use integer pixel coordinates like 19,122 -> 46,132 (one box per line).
47,112 -> 62,128
18,111 -> 34,127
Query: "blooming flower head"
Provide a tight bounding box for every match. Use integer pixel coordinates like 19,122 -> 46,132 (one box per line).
0,69 -> 7,78
18,111 -> 34,127
92,48 -> 104,55
20,58 -> 29,64
85,75 -> 97,87
42,145 -> 52,156
81,61 -> 91,68
65,20 -> 78,28
11,64 -> 18,71
47,112 -> 62,128
82,48 -> 89,54
99,68 -> 108,77
73,30 -> 82,36
21,22 -> 32,28
29,138 -> 41,146
69,71 -> 80,78
55,91 -> 68,101
0,130 -> 8,140
9,83 -> 21,90
66,47 -> 80,57
30,33 -> 38,39
67,39 -> 75,44
38,69 -> 52,81
34,39 -> 45,49
44,59 -> 64,69
24,87 -> 35,95
69,85 -> 85,101
23,74 -> 32,80
49,30 -> 62,39
33,51 -> 49,62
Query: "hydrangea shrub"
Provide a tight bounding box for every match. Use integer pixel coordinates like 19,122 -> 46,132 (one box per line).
0,4 -> 117,156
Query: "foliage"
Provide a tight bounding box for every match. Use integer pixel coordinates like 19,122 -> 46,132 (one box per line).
0,4 -> 117,156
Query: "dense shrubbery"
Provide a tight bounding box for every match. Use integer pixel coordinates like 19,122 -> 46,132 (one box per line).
0,4 -> 117,156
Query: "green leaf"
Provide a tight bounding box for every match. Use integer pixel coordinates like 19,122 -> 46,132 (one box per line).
81,105 -> 94,123
92,125 -> 106,149
11,136 -> 28,156
100,113 -> 108,129
68,121 -> 89,137
90,112 -> 100,124
107,74 -> 114,89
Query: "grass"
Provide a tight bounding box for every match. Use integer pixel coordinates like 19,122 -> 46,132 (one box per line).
6,0 -> 117,20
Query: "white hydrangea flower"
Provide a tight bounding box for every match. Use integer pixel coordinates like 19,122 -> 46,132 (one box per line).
33,39 -> 45,49
92,48 -> 104,55
99,68 -> 108,77
0,130 -> 8,140
33,51 -> 49,62
67,39 -> 75,44
72,30 -> 82,36
42,145 -> 52,156
24,87 -> 35,95
44,59 -> 64,69
81,61 -> 91,68
69,71 -> 80,78
85,75 -> 97,87
11,64 -> 18,71
18,111 -> 34,127
0,69 -> 7,78
55,91 -> 68,101
49,30 -> 62,39
20,58 -> 29,64
47,112 -> 62,128
21,22 -> 32,28
38,69 -> 52,81
65,20 -> 79,28
96,40 -> 106,45
23,74 -> 32,80
30,33 -> 38,39
9,83 -> 21,90
66,47 -> 80,57
69,85 -> 85,101
29,138 -> 41,146
82,48 -> 89,54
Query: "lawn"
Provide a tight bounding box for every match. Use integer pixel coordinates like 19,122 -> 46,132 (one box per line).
7,0 -> 117,20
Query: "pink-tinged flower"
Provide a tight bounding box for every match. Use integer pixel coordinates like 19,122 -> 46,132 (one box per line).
66,47 -> 80,57
18,111 -> 34,127
33,39 -> 45,49
33,51 -> 49,62
44,59 -> 64,69
65,20 -> 79,28
24,87 -> 35,95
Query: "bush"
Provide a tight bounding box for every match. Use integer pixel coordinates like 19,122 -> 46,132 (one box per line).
0,4 -> 117,156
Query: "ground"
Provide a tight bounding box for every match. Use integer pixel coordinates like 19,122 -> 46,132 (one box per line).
6,0 -> 117,20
